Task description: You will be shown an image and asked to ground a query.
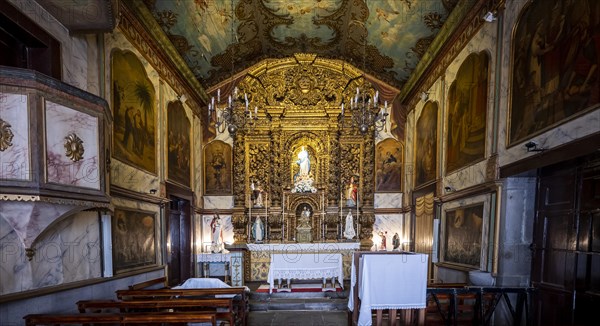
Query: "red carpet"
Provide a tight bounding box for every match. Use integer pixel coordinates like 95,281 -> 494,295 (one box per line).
255,283 -> 342,293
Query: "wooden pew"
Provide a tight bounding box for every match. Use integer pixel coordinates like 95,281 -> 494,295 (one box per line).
128,276 -> 170,290
24,311 -> 216,325
115,287 -> 248,325
77,298 -> 234,325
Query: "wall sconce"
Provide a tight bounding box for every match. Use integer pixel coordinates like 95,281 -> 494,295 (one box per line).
444,186 -> 455,193
524,141 -> 546,152
420,91 -> 429,102
149,189 -> 157,194
483,11 -> 497,22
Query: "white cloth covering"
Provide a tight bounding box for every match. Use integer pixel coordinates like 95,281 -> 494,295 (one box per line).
173,277 -> 249,297
267,253 -> 343,294
348,253 -> 428,326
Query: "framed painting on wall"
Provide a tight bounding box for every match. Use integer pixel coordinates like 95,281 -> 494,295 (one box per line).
111,49 -> 157,173
441,199 -> 490,269
204,140 -> 232,195
509,0 -> 600,145
375,138 -> 402,192
415,101 -> 438,186
167,100 -> 191,187
112,208 -> 157,273
446,52 -> 488,172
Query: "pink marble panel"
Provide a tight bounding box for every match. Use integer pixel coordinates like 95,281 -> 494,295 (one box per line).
0,93 -> 30,180
45,100 -> 100,189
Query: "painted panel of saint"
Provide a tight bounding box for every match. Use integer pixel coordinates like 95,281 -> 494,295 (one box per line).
446,52 -> 488,172
112,208 -> 157,273
204,140 -> 232,195
444,204 -> 484,267
111,49 -> 157,173
375,138 -> 402,192
415,101 -> 438,186
510,0 -> 600,145
167,100 -> 191,187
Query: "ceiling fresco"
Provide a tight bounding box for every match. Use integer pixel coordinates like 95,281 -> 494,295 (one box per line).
143,0 -> 458,91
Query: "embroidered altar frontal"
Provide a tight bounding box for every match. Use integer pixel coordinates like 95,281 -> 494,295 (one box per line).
246,243 -> 360,282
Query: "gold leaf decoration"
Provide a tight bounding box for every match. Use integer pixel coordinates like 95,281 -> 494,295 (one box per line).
0,118 -> 14,151
64,133 -> 85,162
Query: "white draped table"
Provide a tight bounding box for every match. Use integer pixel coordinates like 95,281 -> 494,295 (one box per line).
348,252 -> 429,326
197,253 -> 231,283
267,253 -> 344,294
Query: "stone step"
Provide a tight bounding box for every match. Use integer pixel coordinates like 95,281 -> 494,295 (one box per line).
249,297 -> 349,312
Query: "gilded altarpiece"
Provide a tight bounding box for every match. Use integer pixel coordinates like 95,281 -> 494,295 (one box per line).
209,54 -> 380,281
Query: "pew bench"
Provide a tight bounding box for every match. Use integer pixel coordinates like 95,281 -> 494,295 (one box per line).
24,311 -> 216,325
128,276 -> 170,290
77,298 -> 234,325
115,287 -> 248,325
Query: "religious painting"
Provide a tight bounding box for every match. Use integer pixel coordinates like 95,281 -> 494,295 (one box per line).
443,203 -> 484,268
204,140 -> 232,195
167,100 -> 191,187
415,101 -> 438,186
112,208 -> 157,273
111,49 -> 157,173
509,0 -> 600,145
375,138 -> 402,192
446,52 -> 488,172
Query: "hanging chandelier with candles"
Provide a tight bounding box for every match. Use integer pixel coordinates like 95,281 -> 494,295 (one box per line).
207,0 -> 257,135
340,38 -> 389,135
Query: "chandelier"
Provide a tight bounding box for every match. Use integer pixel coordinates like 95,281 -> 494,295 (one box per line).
207,0 -> 257,135
340,38 -> 388,135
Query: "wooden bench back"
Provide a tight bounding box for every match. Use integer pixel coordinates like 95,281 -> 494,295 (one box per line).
115,287 -> 247,300
24,312 -> 215,326
77,298 -> 233,312
128,276 -> 169,290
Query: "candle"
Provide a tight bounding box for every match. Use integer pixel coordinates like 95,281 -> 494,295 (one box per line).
254,106 -> 258,115
217,88 -> 221,102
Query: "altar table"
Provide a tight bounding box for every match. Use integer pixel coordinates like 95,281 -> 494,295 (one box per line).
267,253 -> 343,294
197,253 -> 231,284
348,252 -> 428,326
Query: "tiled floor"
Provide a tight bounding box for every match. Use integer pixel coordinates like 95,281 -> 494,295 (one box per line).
248,310 -> 348,326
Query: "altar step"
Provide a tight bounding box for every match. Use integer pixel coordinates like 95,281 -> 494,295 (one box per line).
249,297 -> 349,312
248,282 -> 349,312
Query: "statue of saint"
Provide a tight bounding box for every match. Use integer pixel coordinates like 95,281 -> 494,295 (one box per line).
343,211 -> 356,240
346,176 -> 358,207
210,214 -> 229,253
252,216 -> 265,242
298,206 -> 311,228
392,232 -> 400,250
251,180 -> 265,207
295,146 -> 310,181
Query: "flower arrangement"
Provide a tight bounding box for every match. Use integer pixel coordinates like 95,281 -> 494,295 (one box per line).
291,175 -> 317,193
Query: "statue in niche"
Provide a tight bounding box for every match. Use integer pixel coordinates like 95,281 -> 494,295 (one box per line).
292,146 -> 317,193
343,211 -> 356,240
252,216 -> 265,242
298,206 -> 312,228
251,180 -> 265,207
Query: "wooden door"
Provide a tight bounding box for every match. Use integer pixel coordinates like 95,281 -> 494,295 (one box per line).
532,154 -> 600,325
166,196 -> 192,286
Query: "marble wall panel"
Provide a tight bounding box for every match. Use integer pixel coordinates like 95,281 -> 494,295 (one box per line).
0,93 -> 30,180
372,214 -> 405,251
45,101 -> 100,189
0,210 -> 100,295
374,193 -> 403,209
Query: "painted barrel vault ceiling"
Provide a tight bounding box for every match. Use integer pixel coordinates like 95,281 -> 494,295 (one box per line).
143,0 -> 459,91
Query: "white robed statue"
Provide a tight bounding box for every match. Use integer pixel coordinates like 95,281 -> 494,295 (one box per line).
343,211 -> 356,240
210,214 -> 229,253
252,216 -> 265,242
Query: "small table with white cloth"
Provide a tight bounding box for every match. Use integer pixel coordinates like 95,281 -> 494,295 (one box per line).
197,253 -> 231,284
348,252 -> 429,326
267,253 -> 343,294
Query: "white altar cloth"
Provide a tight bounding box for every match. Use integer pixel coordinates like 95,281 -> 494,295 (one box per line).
247,242 -> 359,252
267,253 -> 343,293
348,253 -> 428,326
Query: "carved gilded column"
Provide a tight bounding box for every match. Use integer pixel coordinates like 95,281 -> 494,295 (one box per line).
233,131 -> 246,207
269,128 -> 282,206
327,130 -> 341,206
